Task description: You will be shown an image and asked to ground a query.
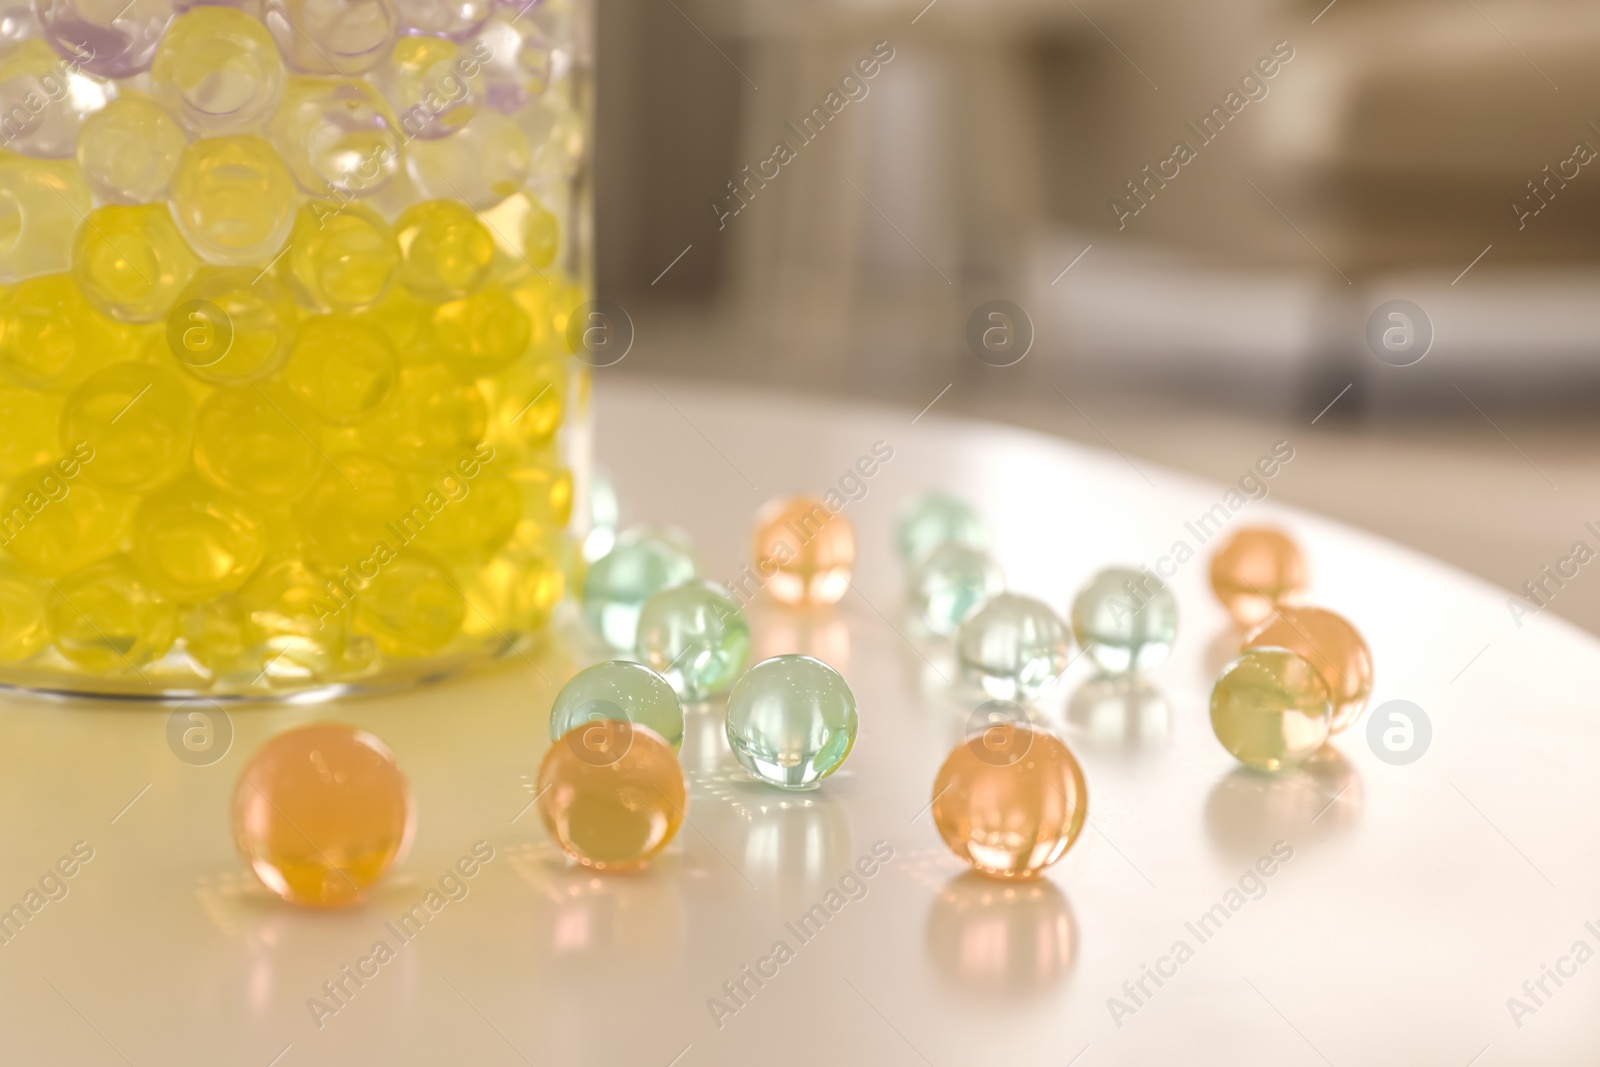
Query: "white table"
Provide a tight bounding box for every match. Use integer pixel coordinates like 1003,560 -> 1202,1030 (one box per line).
3,378 -> 1594,1065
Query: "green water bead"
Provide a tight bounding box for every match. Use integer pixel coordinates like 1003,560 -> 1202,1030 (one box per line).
896,490 -> 985,565
1210,648 -> 1331,771
581,526 -> 695,649
956,592 -> 1071,700
549,659 -> 684,751
726,654 -> 857,789
635,580 -> 750,702
1071,567 -> 1178,674
909,542 -> 1003,636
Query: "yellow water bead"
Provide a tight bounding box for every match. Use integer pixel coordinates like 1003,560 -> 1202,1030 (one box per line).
284,314 -> 397,425
432,284 -> 529,380
283,202 -> 398,312
194,385 -> 322,502
170,135 -> 297,265
72,203 -> 200,323
0,273 -> 131,391
359,285 -> 434,364
167,268 -> 298,386
298,453 -> 414,566
63,361 -> 195,491
0,455 -> 131,577
352,363 -> 487,469
76,93 -> 187,204
0,563 -> 50,662
490,359 -> 562,449
237,554 -> 349,682
394,199 -> 493,301
0,385 -> 62,478
414,466 -> 520,561
132,477 -> 268,601
48,555 -> 178,672
523,199 -> 559,269
352,549 -> 467,656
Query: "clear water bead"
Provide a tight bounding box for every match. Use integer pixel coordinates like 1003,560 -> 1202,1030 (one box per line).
580,526 -> 695,649
896,489 -> 985,565
956,593 -> 1070,700
908,541 -> 1003,636
725,654 -> 857,789
548,659 -> 684,751
1070,567 -> 1178,674
635,580 -> 750,703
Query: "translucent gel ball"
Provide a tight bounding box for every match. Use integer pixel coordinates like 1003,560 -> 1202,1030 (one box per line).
581,526 -> 695,649
152,6 -> 285,133
752,495 -> 855,608
360,284 -> 433,363
170,135 -> 297,265
283,314 -> 397,424
1209,526 -> 1308,630
72,203 -> 200,323
406,108 -> 529,210
48,555 -> 178,671
76,94 -> 188,204
267,77 -> 400,197
37,0 -> 174,78
726,654 -> 857,789
132,477 -> 268,600
64,361 -> 195,491
264,0 -> 397,76
431,284 -> 529,380
896,489 -> 984,565
414,467 -> 520,560
393,198 -> 493,300
297,452 -> 413,564
0,461 -> 131,576
377,36 -> 479,141
393,0 -> 489,39
0,156 -> 92,282
473,15 -> 554,113
493,358 -> 562,450
523,196 -> 559,269
1244,606 -> 1372,733
956,593 -> 1071,701
237,554 -> 348,681
461,537 -> 564,635
232,723 -> 414,907
0,385 -> 61,478
167,267 -> 298,385
0,273 -> 128,390
0,38 -> 106,157
510,464 -> 571,530
1070,567 -> 1178,675
549,659 -> 684,750
195,386 -> 321,501
636,580 -> 750,702
282,202 -> 398,311
537,719 -> 685,872
909,541 -> 1003,636
0,563 -> 50,661
931,721 -> 1088,879
1210,648 -> 1331,771
353,550 -> 466,656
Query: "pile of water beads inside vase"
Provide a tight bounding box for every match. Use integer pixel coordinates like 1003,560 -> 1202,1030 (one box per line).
0,0 -> 589,694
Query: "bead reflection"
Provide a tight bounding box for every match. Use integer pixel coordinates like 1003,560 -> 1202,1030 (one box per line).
506,844 -> 686,972
1203,746 -> 1361,863
749,601 -> 850,669
1065,675 -> 1171,752
925,872 -> 1075,997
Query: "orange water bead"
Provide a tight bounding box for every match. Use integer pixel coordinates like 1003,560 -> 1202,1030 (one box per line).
1208,526 -> 1308,629
931,722 -> 1088,879
752,495 -> 855,608
537,720 -> 686,872
1244,605 -> 1372,733
232,723 -> 414,907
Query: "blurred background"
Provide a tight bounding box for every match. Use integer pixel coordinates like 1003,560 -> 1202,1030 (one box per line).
591,0 -> 1600,632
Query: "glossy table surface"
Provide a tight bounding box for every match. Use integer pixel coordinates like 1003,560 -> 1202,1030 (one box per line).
4,377 -> 1596,1066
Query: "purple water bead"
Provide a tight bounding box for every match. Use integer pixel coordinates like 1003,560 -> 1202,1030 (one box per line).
36,0 -> 176,79
264,0 -> 397,76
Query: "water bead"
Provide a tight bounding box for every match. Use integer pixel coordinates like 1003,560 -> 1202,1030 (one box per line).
0,155 -> 92,282
284,314 -> 397,424
0,385 -> 61,477
76,94 -> 187,204
393,0 -> 489,39
0,460 -> 130,576
264,0 -> 397,76
751,495 -> 855,608
1243,605 -> 1373,733
195,387 -> 318,501
0,273 -> 127,390
0,38 -> 105,157
432,284 -> 529,380
168,267 -> 298,384
358,363 -> 486,469
1209,526 -> 1307,629
353,550 -> 466,656
510,463 -> 571,530
132,477 -> 267,600
394,198 -> 493,300
267,77 -> 400,197
1210,648 -> 1331,771
909,541 -> 1003,636
282,202 -> 398,311
298,452 -> 413,564
48,555 -> 178,671
378,36 -> 479,141
462,538 -> 562,634
537,719 -> 686,872
64,361 -> 195,491
361,284 -> 433,362
181,595 -> 253,677
0,1 -> 35,46
518,95 -> 581,183
414,466 -> 520,560
897,490 -> 984,565
549,659 -> 684,750
474,15 -> 553,113
581,526 -> 695,649
37,0 -> 173,78
232,723 -> 414,907
956,593 -> 1071,700
152,6 -> 284,133
636,580 -> 750,702
493,359 -> 562,449
237,554 -> 347,679
930,722 -> 1088,879
406,109 -> 529,210
72,203 -> 200,323
523,197 -> 559,268
726,654 -> 857,789
170,135 -> 297,265
1070,567 -> 1178,674
0,563 -> 48,661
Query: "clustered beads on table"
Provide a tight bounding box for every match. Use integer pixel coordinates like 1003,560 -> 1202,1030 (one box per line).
0,0 -> 585,694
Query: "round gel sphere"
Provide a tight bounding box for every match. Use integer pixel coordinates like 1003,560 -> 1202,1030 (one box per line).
581,526 -> 695,649
1210,648 -> 1331,771
231,723 -> 414,907
537,720 -> 686,872
909,541 -> 1003,636
635,581 -> 750,703
1070,567 -> 1178,674
896,489 -> 985,565
1209,527 -> 1308,629
752,495 -> 854,608
726,655 -> 857,789
956,593 -> 1071,701
931,721 -> 1088,879
1244,605 -> 1372,733
548,659 -> 684,751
